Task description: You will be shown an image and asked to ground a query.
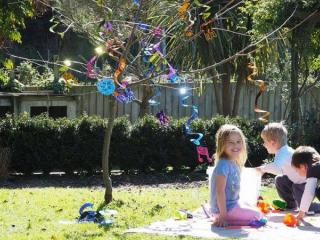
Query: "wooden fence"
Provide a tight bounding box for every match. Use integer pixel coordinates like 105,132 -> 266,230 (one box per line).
70,83 -> 320,122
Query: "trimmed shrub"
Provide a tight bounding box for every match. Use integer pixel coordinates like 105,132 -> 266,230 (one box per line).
0,113 -> 273,174
110,116 -> 131,171
0,147 -> 11,179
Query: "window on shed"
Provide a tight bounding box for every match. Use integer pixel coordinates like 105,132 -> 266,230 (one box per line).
0,106 -> 13,118
30,106 -> 67,119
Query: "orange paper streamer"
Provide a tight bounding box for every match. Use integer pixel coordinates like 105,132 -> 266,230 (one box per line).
247,62 -> 270,123
178,0 -> 190,18
201,21 -> 216,41
114,56 -> 126,86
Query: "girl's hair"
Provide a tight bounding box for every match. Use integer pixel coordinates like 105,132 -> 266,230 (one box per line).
292,146 -> 320,168
214,124 -> 247,167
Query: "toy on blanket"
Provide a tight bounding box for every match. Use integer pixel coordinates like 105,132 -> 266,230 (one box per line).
257,200 -> 271,214
283,213 -> 299,227
272,200 -> 287,210
249,217 -> 268,228
175,209 -> 193,220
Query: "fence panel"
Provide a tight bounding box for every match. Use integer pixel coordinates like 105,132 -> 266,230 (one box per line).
70,84 -> 318,121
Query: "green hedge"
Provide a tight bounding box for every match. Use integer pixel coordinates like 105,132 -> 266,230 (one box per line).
0,113 -> 269,174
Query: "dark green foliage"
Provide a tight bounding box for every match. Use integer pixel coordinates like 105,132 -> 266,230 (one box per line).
110,117 -> 131,171
129,115 -> 169,172
0,113 -> 271,174
76,115 -> 106,174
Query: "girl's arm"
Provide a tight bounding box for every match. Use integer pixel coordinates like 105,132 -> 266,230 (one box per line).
214,175 -> 228,227
297,177 -> 318,220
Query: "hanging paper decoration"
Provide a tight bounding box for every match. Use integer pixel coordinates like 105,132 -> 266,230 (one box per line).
179,87 -> 209,161
184,11 -> 195,37
149,88 -> 161,106
180,90 -> 192,107
183,106 -> 203,146
114,56 -> 126,86
178,0 -> 190,18
156,110 -> 170,125
164,64 -> 178,83
153,26 -> 162,38
141,39 -> 179,83
86,56 -> 99,79
196,146 -> 212,163
99,21 -> 113,38
104,22 -> 113,32
62,72 -> 78,88
143,44 -> 154,62
142,44 -> 157,77
138,23 -> 151,31
144,46 -> 161,72
201,21 -> 216,41
247,62 -> 271,123
149,52 -> 162,70
113,87 -> 135,103
97,77 -> 116,96
191,133 -> 203,146
152,43 -> 179,82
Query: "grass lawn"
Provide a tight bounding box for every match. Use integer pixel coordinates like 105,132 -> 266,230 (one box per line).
0,181 -> 276,240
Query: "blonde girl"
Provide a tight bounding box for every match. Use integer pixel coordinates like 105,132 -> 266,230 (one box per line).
210,124 -> 263,227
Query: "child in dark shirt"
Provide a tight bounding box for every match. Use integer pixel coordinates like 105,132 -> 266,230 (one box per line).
291,146 -> 320,221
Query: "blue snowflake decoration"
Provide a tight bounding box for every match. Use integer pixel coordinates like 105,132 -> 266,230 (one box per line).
96,78 -> 116,96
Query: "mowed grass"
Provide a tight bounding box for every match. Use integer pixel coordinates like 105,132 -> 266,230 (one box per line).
0,183 -> 276,240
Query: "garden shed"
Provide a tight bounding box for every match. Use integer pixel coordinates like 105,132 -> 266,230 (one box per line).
0,90 -> 77,119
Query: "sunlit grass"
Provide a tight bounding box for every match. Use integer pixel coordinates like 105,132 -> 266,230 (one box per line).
0,185 -> 275,240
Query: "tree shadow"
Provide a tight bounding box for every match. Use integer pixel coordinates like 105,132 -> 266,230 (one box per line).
0,170 -> 208,189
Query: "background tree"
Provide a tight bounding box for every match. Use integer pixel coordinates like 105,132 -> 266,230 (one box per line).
162,0 -> 253,116
245,0 -> 320,143
0,0 -> 50,47
246,0 -> 320,119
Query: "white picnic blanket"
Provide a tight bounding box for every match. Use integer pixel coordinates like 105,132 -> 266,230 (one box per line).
126,211 -> 320,239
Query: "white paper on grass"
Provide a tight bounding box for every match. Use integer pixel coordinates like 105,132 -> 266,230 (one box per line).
207,166 -> 261,207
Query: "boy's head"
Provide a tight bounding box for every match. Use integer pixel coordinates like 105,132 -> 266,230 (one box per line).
292,146 -> 320,177
261,122 -> 287,154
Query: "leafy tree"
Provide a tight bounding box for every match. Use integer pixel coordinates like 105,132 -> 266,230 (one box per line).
0,0 -> 34,45
166,0 -> 253,116
30,0 -> 301,204
245,0 -> 320,125
0,0 -> 50,67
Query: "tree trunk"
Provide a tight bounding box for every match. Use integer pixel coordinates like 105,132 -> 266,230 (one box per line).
210,69 -> 222,115
222,63 -> 232,116
139,85 -> 153,118
232,59 -> 247,117
290,31 -> 300,125
290,29 -> 302,146
102,97 -> 117,204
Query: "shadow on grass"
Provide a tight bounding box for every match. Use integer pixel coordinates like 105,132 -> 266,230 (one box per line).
0,170 -> 208,189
